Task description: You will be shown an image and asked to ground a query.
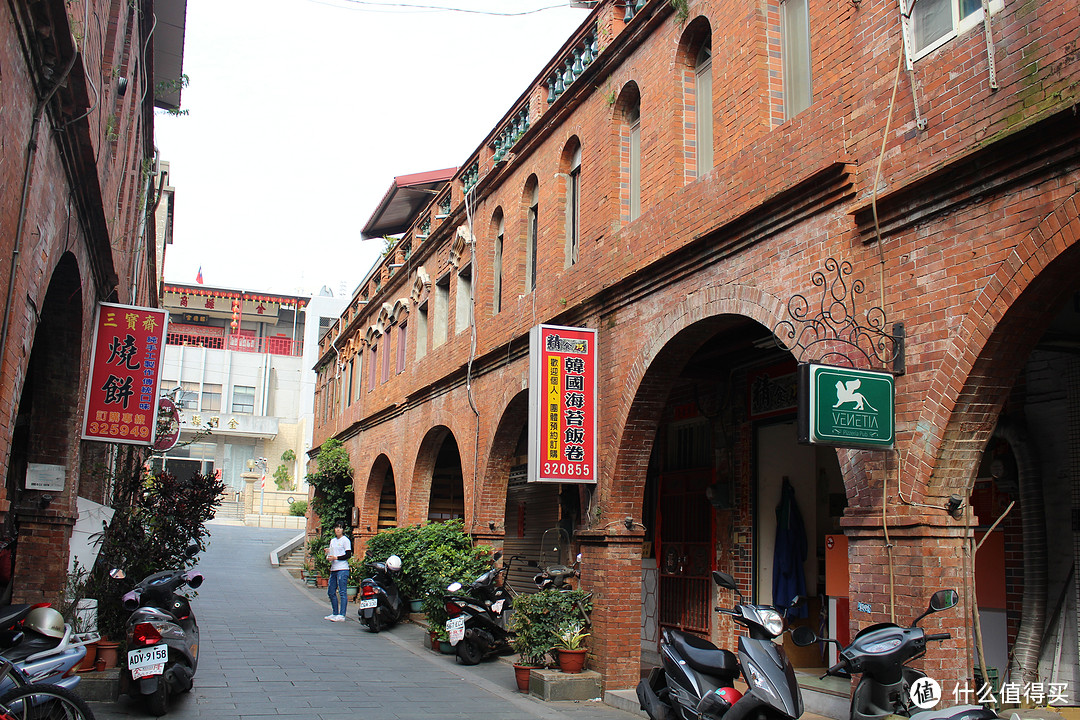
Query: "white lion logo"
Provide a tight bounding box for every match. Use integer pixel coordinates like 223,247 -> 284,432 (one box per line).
834,379 -> 876,411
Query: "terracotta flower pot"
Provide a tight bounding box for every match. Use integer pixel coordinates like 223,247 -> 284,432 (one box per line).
557,648 -> 587,674
96,640 -> 120,669
77,641 -> 99,672
317,577 -> 328,588
513,663 -> 538,693
430,631 -> 439,650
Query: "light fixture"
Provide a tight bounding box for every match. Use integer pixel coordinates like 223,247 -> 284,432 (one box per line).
945,494 -> 965,520
623,516 -> 634,530
488,521 -> 497,531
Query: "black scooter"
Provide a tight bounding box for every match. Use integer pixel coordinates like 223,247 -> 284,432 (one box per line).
443,552 -> 520,666
357,556 -> 405,633
638,570 -> 804,720
791,589 -> 1000,720
118,543 -> 203,716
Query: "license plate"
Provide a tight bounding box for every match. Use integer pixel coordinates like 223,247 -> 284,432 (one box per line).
446,616 -> 465,645
359,598 -> 377,609
132,663 -> 164,679
128,644 -> 167,673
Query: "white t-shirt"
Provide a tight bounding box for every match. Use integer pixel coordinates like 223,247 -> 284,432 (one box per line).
329,535 -> 351,572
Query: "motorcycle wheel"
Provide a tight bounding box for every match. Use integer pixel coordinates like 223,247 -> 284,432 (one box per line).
456,638 -> 483,665
145,681 -> 170,716
366,612 -> 381,633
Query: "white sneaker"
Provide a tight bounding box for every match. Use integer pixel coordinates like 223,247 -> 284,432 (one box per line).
330,615 -> 346,622
324,614 -> 337,620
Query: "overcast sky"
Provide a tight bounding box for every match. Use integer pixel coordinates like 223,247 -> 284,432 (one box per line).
155,0 -> 590,298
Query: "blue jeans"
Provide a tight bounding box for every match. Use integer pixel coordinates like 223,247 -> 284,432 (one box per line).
328,569 -> 349,616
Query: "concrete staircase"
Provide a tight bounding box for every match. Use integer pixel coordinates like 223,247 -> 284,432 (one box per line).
215,499 -> 245,521
279,546 -> 306,579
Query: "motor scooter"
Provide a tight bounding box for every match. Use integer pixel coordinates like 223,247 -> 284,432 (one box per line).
444,551 -> 521,666
117,543 -> 202,716
357,554 -> 405,633
790,589 -> 1000,720
0,605 -> 93,693
637,570 -> 804,720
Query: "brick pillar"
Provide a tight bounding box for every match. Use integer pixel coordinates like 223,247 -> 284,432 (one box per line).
578,528 -> 645,690
12,511 -> 75,604
842,505 -> 975,693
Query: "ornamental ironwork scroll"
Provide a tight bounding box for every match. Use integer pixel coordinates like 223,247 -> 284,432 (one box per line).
773,258 -> 904,374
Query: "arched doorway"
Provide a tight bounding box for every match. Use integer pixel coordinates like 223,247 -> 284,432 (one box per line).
425,430 -> 465,523
362,454 -> 397,533
633,315 -> 844,669
4,255 -> 83,603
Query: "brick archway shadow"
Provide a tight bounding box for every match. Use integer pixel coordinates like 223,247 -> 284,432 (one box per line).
359,453 -> 394,531
607,283 -> 787,518
907,192 -> 1080,500
477,389 -> 529,532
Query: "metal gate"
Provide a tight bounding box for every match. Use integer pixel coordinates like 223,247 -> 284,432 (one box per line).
657,469 -> 715,637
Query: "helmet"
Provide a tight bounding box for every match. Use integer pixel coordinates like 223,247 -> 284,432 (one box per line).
24,607 -> 65,639
386,555 -> 402,572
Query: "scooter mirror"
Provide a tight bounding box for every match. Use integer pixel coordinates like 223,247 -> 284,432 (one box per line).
712,570 -> 737,590
791,626 -> 818,647
928,589 -> 959,612
109,568 -> 126,580
185,542 -> 200,558
447,581 -> 463,593
493,550 -> 503,563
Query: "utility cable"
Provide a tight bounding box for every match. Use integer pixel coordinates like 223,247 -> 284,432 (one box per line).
317,0 -> 573,15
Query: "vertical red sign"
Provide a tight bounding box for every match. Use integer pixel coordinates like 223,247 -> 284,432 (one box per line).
83,302 -> 169,445
528,324 -> 597,483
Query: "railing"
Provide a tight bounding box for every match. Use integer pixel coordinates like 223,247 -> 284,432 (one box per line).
461,161 -> 480,195
492,104 -> 530,163
546,29 -> 599,104
624,0 -> 647,21
166,329 -> 301,357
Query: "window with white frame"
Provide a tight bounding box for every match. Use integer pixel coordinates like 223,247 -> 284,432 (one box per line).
695,44 -> 713,176
493,214 -> 504,315
567,145 -> 581,266
781,0 -> 812,119
201,383 -> 222,412
456,264 -> 473,333
433,274 -> 450,347
232,385 -> 255,414
416,302 -> 429,359
910,0 -> 998,56
526,182 -> 539,292
628,104 -> 641,221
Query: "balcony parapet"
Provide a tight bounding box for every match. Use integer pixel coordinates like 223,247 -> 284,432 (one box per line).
492,104 -> 531,164
546,29 -> 599,104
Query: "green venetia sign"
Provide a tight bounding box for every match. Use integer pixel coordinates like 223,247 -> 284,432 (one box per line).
798,364 -> 895,449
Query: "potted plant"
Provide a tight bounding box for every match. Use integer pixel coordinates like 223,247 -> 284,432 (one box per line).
309,537 -> 331,587
554,622 -> 590,673
508,588 -> 593,679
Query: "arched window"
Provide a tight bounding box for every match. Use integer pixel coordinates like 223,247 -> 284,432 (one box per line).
560,141 -> 583,267
695,44 -> 713,175
492,209 -> 504,314
627,102 -> 641,221
524,177 -> 539,293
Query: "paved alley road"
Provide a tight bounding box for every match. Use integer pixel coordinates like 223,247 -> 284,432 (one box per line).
88,524 -> 641,720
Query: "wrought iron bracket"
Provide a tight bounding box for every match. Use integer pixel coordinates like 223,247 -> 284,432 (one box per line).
773,258 -> 905,375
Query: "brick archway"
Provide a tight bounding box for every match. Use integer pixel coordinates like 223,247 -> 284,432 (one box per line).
477,389 -> 529,532
905,192 -> 1080,500
605,283 -> 786,517
359,454 -> 394,530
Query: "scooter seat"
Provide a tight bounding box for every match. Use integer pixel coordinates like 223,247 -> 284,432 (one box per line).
668,629 -> 739,679
0,631 -> 58,662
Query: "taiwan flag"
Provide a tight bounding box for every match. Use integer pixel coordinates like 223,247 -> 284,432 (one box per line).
196,266 -> 204,284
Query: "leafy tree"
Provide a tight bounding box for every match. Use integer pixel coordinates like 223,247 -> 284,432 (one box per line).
305,439 -> 354,564
87,468 -> 226,642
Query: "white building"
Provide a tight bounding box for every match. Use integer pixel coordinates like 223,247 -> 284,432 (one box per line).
155,283 -> 346,500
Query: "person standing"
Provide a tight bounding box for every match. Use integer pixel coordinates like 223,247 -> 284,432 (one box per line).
325,522 -> 351,621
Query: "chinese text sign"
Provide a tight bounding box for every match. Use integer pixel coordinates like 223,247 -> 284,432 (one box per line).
83,303 -> 169,445
528,324 -> 597,483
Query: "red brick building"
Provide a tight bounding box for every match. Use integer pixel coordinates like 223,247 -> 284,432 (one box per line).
0,0 -> 185,604
314,0 -> 1080,702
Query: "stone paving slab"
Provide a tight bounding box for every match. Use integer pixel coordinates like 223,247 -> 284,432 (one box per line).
86,524 -> 641,720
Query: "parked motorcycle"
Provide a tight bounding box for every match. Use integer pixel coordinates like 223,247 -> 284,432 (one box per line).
637,570 -> 804,720
532,527 -> 579,591
791,589 -> 999,720
118,543 -> 202,716
357,554 -> 405,633
0,605 -> 93,693
444,551 -> 521,666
